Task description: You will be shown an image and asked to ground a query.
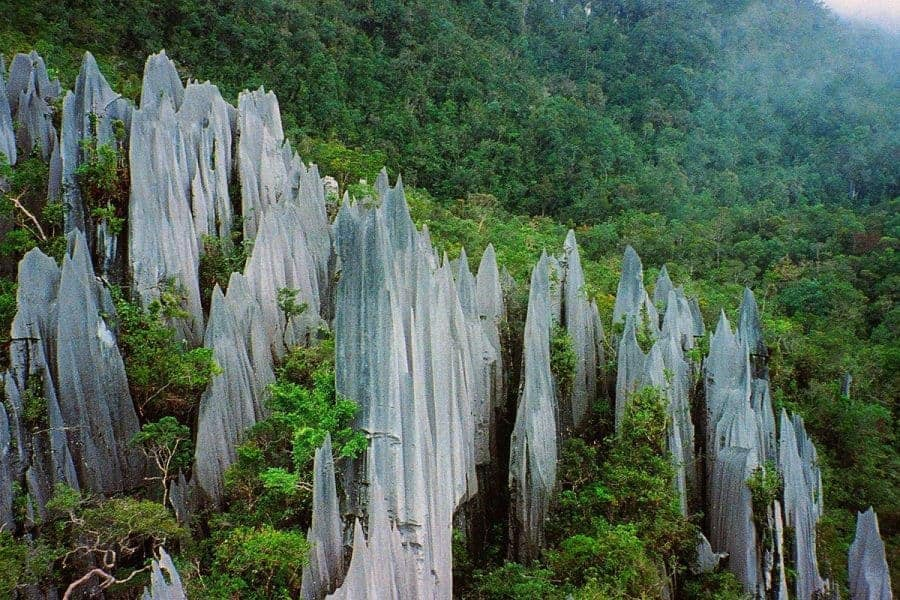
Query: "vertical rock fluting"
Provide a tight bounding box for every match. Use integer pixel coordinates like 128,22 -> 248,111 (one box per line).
508,252 -> 557,561
192,74 -> 333,506
192,276 -> 273,505
612,244 -> 658,330
848,508 -> 893,600
8,51 -> 60,162
560,230 -> 603,433
301,435 -> 345,599
703,288 -> 828,598
0,55 -> 16,165
60,52 -> 133,278
612,250 -> 703,514
128,51 -> 204,344
1,233 -> 143,527
55,231 -> 144,493
779,409 -> 825,599
3,248 -> 78,527
330,173 -> 486,596
141,548 -> 187,600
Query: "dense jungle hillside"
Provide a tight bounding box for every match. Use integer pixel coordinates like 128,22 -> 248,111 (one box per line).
0,0 -> 897,598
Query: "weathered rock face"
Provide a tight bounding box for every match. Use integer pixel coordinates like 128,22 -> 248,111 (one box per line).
0,56 -> 16,165
128,51 -> 204,344
779,410 -> 825,599
8,51 -> 60,162
612,245 -> 658,330
190,78 -> 333,506
243,201 -> 325,358
237,87 -> 292,242
702,287 -> 827,599
327,484 -> 415,600
709,446 -> 761,592
141,548 -> 187,600
560,230 -> 603,432
1,234 -> 143,528
330,173 -> 486,596
301,435 -> 345,599
192,276 -> 273,505
615,314 -> 648,430
508,252 -> 557,561
474,244 -> 506,464
55,232 -> 144,493
60,52 -> 133,278
177,81 -> 235,245
848,508 -> 893,600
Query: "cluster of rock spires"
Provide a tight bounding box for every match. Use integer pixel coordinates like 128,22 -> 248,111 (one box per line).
0,49 -> 893,599
0,231 -> 144,532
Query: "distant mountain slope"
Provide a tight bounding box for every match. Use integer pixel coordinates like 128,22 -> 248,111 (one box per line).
2,0 -> 897,220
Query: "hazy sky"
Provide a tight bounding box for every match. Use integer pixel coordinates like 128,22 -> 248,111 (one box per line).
823,0 -> 900,30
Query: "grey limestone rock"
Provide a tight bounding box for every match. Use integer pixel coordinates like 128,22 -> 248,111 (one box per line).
738,287 -> 767,362
178,81 -> 234,244
509,252 -> 557,561
9,52 -> 59,161
614,314 -> 647,432
60,53 -> 133,276
140,51 -> 184,112
779,409 -> 826,599
695,533 -> 726,574
332,174 -> 480,597
0,56 -> 16,164
475,244 -> 506,461
709,446 -> 762,595
141,548 -> 186,600
2,238 -> 140,524
237,87 -> 290,241
612,245 -> 658,330
301,435 -> 345,599
243,200 -> 325,358
128,67 -> 204,344
653,264 -> 675,313
55,231 -> 144,493
561,230 -> 603,431
848,508 -> 893,600
193,276 -> 273,505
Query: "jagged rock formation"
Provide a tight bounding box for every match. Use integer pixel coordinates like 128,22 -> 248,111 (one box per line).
508,252 -> 558,561
329,172 -> 492,596
60,52 -> 133,277
848,508 -> 893,600
0,49 -> 862,600
8,51 -> 60,162
0,55 -> 16,164
141,548 -> 187,600
779,410 -> 825,599
612,245 -> 658,329
301,435 -> 345,599
473,244 -> 505,464
652,264 -> 674,311
612,249 -> 703,513
192,104 -> 333,505
703,287 -> 829,598
328,484 -> 415,599
192,276 -> 273,505
128,51 -> 204,344
1,232 -> 143,528
560,230 -> 603,432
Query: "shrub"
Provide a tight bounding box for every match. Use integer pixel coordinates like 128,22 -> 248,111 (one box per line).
212,525 -> 308,599
111,284 -> 220,418
550,325 -> 577,400
472,562 -> 558,599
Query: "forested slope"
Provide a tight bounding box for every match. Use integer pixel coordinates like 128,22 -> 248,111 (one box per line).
0,0 -> 896,598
